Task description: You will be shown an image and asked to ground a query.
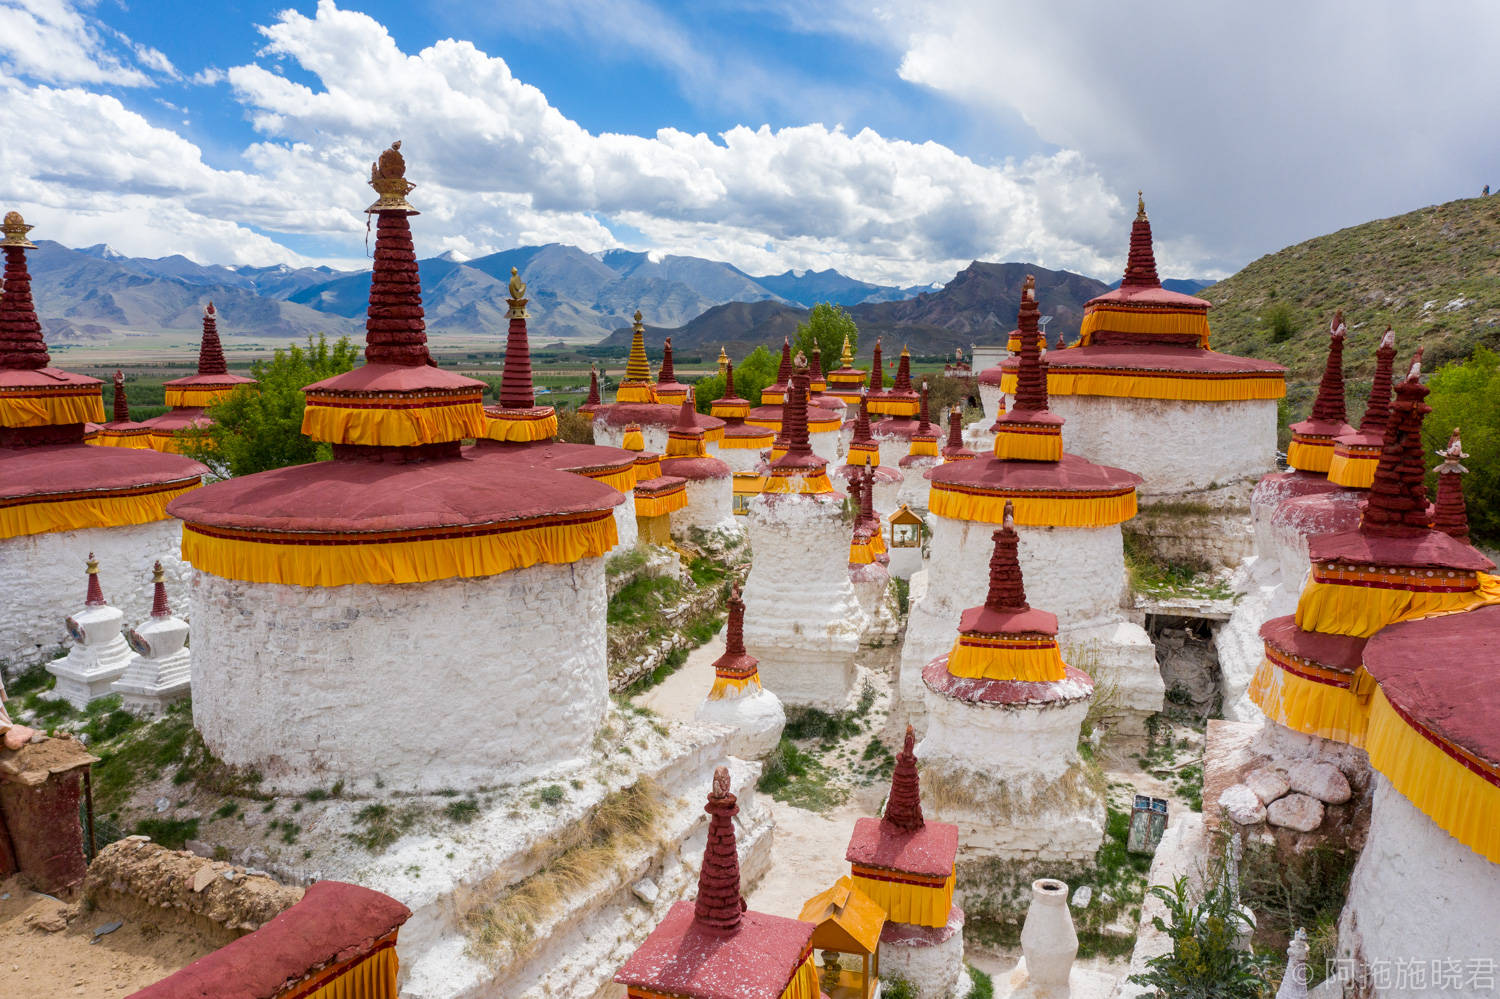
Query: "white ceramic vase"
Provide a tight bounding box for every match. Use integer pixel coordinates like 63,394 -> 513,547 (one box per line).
1020,878 -> 1078,988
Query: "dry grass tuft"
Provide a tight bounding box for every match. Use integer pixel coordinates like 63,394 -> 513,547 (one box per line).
921,758 -> 1104,825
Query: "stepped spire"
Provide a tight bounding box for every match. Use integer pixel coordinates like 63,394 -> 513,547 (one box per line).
1011,275 -> 1049,412
676,388 -> 697,428
1054,329 -> 1067,350
625,311 -> 652,381
985,501 -> 1029,612
723,583 -> 748,657
840,334 -> 854,368
916,380 -> 931,433
781,355 -> 813,456
776,338 -> 794,384
717,345 -> 729,378
693,766 -> 745,936
809,345 -> 826,386
363,141 -> 431,366
892,347 -> 914,393
111,370 -> 130,423
724,359 -> 737,400
1358,326 -> 1398,435
196,302 -> 227,376
1121,190 -> 1160,288
943,406 -> 971,458
85,553 -> 105,608
0,211 -> 48,370
1361,351 -> 1432,537
882,726 -> 925,832
852,391 -> 873,444
657,337 -> 677,385
1433,428 -> 1470,542
498,267 -> 535,408
1309,313 -> 1349,424
149,561 -> 170,618
585,366 -> 601,406
869,340 -> 884,392
856,465 -> 877,528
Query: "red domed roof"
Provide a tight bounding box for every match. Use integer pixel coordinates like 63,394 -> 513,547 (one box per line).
1,443 -> 204,504
1002,343 -> 1283,377
928,451 -> 1140,495
923,659 -> 1093,706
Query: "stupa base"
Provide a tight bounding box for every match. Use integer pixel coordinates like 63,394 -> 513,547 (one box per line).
112,649 -> 191,716
1250,469 -> 1343,565
1268,488 -> 1364,593
896,456 -> 940,510
1213,556 -> 1298,722
611,500 -> 639,553
993,957 -> 1118,999
879,907 -> 967,999
670,477 -> 741,541
46,636 -> 132,709
694,686 -> 786,759
851,561 -> 901,646
1125,485 -> 1258,570
0,520 -> 188,675
917,754 -> 1105,862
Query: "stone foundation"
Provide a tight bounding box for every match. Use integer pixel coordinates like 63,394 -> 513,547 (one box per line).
671,477 -> 740,540
879,907 -> 967,999
694,687 -> 785,759
188,558 -> 609,793
0,520 -> 187,675
612,499 -> 639,553
850,563 -> 901,646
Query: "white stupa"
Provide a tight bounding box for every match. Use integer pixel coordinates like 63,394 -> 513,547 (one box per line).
112,561 -> 191,716
46,554 -> 132,708
694,584 -> 785,759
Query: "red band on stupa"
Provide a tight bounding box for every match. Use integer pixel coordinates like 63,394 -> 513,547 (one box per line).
1310,316 -> 1348,424
882,726 -> 925,832
693,767 -> 745,936
0,245 -> 48,370
364,212 -> 431,366
1121,197 -> 1160,288
499,315 -> 535,409
1360,356 -> 1432,537
197,302 -> 228,376
85,554 -> 105,607
112,370 -> 129,423
150,561 -> 171,618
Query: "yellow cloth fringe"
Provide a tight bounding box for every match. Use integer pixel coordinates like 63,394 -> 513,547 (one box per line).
635,488 -> 688,518
711,401 -> 750,419
850,870 -> 955,929
1286,436 -> 1335,473
180,515 -> 618,587
703,426 -> 723,444
745,415 -> 840,434
763,471 -> 833,495
1,482 -> 200,540
163,386 -> 246,408
1366,687 -> 1500,863
868,398 -> 919,417
634,459 -> 662,484
781,954 -> 820,999
928,483 -> 1137,528
1293,573 -> 1500,638
907,439 -> 940,458
0,391 -> 106,428
290,941 -> 400,999
846,443 -> 880,466
1247,655 -> 1369,747
301,398 -> 487,447
707,672 -> 763,699
615,383 -> 656,404
148,431 -> 196,454
655,388 -> 687,404
483,411 -> 558,443
1078,305 -> 1212,348
849,536 -> 881,564
717,432 -> 773,449
998,370 -> 1285,402
1326,450 -> 1378,489
665,436 -> 706,458
945,635 -> 1067,682
581,466 -> 637,493
733,475 -> 766,495
92,432 -> 152,449
992,429 -> 1063,462
760,389 -> 787,405
623,430 -> 645,451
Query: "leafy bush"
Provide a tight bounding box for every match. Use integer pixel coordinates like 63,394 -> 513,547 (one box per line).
1261,303 -> 1297,343
793,302 -> 859,374
694,345 -> 780,411
556,406 -> 596,444
1129,874 -> 1272,998
1423,345 -> 1500,545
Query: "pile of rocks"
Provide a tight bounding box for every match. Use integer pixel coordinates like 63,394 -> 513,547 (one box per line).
1216,759 -> 1352,833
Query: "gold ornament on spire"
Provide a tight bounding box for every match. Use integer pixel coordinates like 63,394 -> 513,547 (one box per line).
507,266 -> 530,319
152,560 -> 166,584
1136,190 -> 1146,221
840,334 -> 853,368
87,552 -> 99,575
367,140 -> 418,214
632,310 -> 645,333
1,210 -> 37,249
717,345 -> 729,378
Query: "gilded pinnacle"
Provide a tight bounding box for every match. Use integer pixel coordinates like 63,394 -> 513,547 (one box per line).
367,140 -> 418,214
1,210 -> 37,249
507,266 -> 530,319
632,310 -> 644,332
1136,190 -> 1146,220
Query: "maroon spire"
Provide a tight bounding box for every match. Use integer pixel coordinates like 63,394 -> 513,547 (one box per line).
776,338 -> 793,384
84,553 -> 104,608
1309,313 -> 1348,424
781,357 -> 813,456
809,345 -> 826,384
676,388 -> 697,428
499,268 -> 536,408
882,726 -> 925,832
916,380 -> 931,433
724,359 -> 737,400
985,501 -> 1029,612
1361,352 -> 1432,537
1432,428 -> 1470,542
856,465 -> 877,529
363,142 -> 431,366
1358,326 -> 1397,435
196,302 -> 228,376
723,583 -> 747,657
1120,191 -> 1161,289
1053,329 -> 1066,350
1011,276 -> 1049,412
0,215 -> 48,370
149,561 -> 170,618
868,340 -> 885,392
851,391 -> 874,444
891,348 -> 914,393
585,366 -> 601,406
693,766 -> 745,936
657,337 -> 677,385
111,370 -> 129,423
945,407 -> 964,451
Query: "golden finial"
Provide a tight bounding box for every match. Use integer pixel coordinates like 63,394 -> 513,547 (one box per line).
1136,190 -> 1146,221
717,345 -> 729,378
632,310 -> 644,333
1023,273 -> 1036,300
367,140 -> 418,214
86,552 -> 99,575
840,334 -> 853,368
507,266 -> 530,319
152,561 -> 165,584
1,211 -> 37,249
900,344 -> 910,356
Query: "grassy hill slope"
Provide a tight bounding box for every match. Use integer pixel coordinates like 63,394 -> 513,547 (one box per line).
1202,195 -> 1500,416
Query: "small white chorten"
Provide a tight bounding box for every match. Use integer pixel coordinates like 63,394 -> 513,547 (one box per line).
112,561 -> 191,716
694,584 -> 785,759
46,554 -> 132,708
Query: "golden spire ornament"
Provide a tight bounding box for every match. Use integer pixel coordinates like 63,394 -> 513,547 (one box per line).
367,140 -> 417,214
1,211 -> 37,249
507,266 -> 530,319
632,309 -> 645,333
1136,190 -> 1147,221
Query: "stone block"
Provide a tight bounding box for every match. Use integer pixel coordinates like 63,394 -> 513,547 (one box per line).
1244,766 -> 1290,804
1266,793 -> 1324,832
1286,760 -> 1351,804
1218,784 -> 1266,826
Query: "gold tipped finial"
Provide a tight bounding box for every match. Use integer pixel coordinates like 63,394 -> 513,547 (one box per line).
507,266 -> 530,319
1023,273 -> 1036,300
794,350 -> 809,370
367,140 -> 418,214
152,561 -> 165,584
1136,190 -> 1146,221
900,344 -> 910,356
86,552 -> 99,574
840,334 -> 853,368
1,210 -> 37,249
717,345 -> 729,378
632,309 -> 644,333
1003,498 -> 1015,529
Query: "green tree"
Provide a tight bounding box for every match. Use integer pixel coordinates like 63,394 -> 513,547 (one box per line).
1260,302 -> 1297,343
793,302 -> 859,372
1423,345 -> 1500,545
182,334 -> 359,478
694,345 -> 781,412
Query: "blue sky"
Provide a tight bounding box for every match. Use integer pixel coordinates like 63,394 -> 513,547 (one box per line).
3,0 -> 1498,285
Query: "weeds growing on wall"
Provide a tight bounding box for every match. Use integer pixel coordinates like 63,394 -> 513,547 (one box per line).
1129,871 -> 1274,998
1238,838 -> 1357,987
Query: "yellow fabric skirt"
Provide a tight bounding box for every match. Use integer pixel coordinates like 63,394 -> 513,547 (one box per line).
92,432 -> 152,449
711,401 -> 750,419
868,398 -> 919,417
1293,572 -> 1500,638
851,868 -> 954,929
163,385 -> 247,408
1326,449 -> 1378,489
635,487 -> 688,518
1078,305 -> 1212,348
992,429 -> 1063,462
1286,436 -> 1335,473
946,635 -> 1067,682
998,370 -> 1284,402
849,536 -> 882,564
846,443 -> 880,466
284,938 -> 399,999
1,481 -> 200,540
1247,655 -> 1369,747
615,383 -> 656,404
763,471 -> 833,495
1366,687 -> 1500,863
622,429 -> 645,451
907,439 -> 940,458
0,390 -> 105,428
148,431 -> 196,454
301,397 -> 487,447
717,432 -> 773,449
579,466 -> 637,494
180,513 -> 618,587
633,457 -> 662,483
483,410 -> 558,443
665,435 -> 707,458
928,483 -> 1137,528
707,672 -> 763,699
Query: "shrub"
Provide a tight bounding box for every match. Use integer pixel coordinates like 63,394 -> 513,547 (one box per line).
1129,873 -> 1272,998
1261,303 -> 1297,343
1423,345 -> 1500,546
